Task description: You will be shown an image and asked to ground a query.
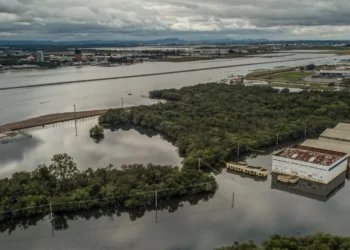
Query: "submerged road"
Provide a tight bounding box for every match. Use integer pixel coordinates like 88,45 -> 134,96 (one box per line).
0,109 -> 111,132
0,56 -> 328,91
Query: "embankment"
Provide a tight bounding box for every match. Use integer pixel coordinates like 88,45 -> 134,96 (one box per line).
0,109 -> 111,133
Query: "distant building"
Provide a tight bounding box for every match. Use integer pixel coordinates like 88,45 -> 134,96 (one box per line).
272,145 -> 348,184
27,56 -> 35,62
319,70 -> 350,78
75,49 -> 82,61
36,51 -> 44,62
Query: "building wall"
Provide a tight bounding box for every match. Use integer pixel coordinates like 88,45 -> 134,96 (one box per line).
328,157 -> 348,182
272,155 -> 348,184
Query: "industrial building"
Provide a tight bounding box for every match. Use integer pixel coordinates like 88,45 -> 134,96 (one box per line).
319,70 -> 350,78
272,145 -> 348,184
303,123 -> 350,168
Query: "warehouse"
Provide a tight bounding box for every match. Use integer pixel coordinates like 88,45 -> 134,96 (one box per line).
272,145 -> 348,184
303,123 -> 350,168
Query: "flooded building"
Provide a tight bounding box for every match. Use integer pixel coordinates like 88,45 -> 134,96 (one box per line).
272,145 -> 348,184
226,162 -> 268,179
271,171 -> 346,202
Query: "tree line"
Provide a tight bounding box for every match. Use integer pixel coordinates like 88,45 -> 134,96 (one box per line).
215,233 -> 350,250
0,154 -> 217,222
97,83 -> 350,170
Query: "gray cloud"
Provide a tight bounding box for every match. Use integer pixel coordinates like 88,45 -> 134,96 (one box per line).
0,0 -> 349,40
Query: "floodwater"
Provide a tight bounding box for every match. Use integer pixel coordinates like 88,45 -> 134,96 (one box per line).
0,119 -> 183,178
1,52 -> 349,125
1,53 -> 350,249
0,121 -> 350,250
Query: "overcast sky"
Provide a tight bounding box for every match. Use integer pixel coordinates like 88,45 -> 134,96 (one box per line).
1,0 -> 350,41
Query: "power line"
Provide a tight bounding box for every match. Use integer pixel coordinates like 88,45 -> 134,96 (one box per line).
0,181 -> 217,215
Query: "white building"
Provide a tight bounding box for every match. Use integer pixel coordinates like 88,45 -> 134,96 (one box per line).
272,145 -> 348,184
36,51 -> 44,62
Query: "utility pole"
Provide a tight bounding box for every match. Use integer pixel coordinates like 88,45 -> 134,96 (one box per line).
237,144 -> 240,160
198,158 -> 201,171
49,202 -> 53,221
121,98 -> 124,109
155,189 -> 158,223
304,125 -> 307,138
276,133 -> 279,145
74,104 -> 78,137
231,177 -> 235,209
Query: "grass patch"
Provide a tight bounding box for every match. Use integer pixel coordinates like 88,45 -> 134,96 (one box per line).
269,71 -> 314,81
270,83 -> 306,89
270,82 -> 336,91
322,50 -> 350,55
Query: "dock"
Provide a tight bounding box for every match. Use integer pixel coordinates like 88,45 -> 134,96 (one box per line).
0,109 -> 112,133
226,162 -> 268,178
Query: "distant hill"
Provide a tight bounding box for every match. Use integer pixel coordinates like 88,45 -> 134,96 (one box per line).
0,38 -> 269,47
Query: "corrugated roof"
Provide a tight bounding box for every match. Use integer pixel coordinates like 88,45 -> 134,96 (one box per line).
303,139 -> 350,155
320,128 -> 350,142
275,145 -> 346,167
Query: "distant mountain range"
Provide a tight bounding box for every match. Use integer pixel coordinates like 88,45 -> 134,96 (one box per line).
1,38 -> 349,48
0,38 -> 270,47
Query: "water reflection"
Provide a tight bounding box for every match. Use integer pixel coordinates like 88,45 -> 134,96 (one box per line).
0,193 -> 214,235
271,172 -> 346,202
0,119 -> 183,178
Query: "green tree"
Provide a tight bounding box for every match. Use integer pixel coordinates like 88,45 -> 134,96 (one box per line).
340,78 -> 350,91
306,64 -> 316,70
49,154 -> 79,193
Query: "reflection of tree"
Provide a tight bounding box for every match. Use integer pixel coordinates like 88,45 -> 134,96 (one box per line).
107,124 -> 176,146
1,193 -> 214,234
0,214 -> 46,234
90,134 -> 104,143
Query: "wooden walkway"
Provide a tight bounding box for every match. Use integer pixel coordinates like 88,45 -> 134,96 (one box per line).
0,109 -> 111,133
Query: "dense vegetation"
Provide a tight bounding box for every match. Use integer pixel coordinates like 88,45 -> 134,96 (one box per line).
0,154 -> 217,222
98,83 -> 350,169
215,233 -> 350,250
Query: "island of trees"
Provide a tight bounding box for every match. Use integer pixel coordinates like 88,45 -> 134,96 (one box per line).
215,233 -> 350,250
0,154 -> 217,222
97,83 -> 350,170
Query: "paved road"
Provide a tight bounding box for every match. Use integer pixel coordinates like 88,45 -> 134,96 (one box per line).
0,56 -> 328,91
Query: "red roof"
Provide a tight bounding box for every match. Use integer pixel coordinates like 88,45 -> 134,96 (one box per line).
275,145 -> 346,167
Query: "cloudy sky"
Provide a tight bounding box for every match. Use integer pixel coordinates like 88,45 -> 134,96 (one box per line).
1,0 -> 350,41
